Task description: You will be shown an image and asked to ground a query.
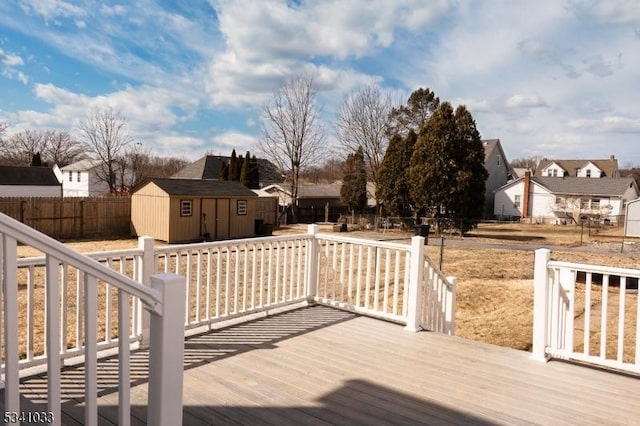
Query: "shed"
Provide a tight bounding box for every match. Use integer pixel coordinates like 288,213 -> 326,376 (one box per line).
624,198 -> 640,237
131,178 -> 258,243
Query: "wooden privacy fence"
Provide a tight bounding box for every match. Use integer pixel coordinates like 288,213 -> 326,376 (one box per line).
0,197 -> 131,239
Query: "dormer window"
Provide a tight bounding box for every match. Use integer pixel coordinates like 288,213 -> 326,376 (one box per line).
586,169 -> 591,178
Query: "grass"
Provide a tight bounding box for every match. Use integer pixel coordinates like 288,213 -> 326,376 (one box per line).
13,222 -> 640,363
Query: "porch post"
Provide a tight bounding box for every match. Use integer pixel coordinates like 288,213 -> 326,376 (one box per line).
137,236 -> 155,347
444,276 -> 457,336
531,248 -> 551,362
305,224 -> 319,302
404,236 -> 425,332
147,273 -> 185,426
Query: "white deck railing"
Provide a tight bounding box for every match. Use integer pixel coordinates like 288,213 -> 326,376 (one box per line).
0,212 -> 185,426
2,222 -> 455,423
531,248 -> 640,374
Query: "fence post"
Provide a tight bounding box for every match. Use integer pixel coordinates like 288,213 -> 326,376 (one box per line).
147,273 -> 185,426
137,236 -> 155,348
531,248 -> 551,362
404,236 -> 425,332
305,224 -> 319,302
444,276 -> 457,336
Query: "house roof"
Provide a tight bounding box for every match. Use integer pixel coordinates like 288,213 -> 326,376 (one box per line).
298,183 -> 341,198
0,166 -> 61,186
60,159 -> 102,172
532,176 -> 636,197
142,178 -> 257,197
535,157 -> 618,177
483,139 -> 513,176
172,155 -> 284,184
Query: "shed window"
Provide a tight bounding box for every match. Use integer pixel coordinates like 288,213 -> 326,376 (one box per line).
237,200 -> 247,215
180,200 -> 193,217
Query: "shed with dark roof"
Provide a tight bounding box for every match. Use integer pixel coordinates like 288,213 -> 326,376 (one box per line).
131,178 -> 258,243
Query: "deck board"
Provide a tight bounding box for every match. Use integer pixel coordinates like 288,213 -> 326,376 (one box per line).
3,305 -> 640,425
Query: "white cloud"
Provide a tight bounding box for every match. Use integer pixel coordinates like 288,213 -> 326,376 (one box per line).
504,95 -> 548,109
100,4 -> 126,16
212,131 -> 259,153
0,48 -> 28,84
567,0 -> 640,25
19,0 -> 85,21
452,98 -> 491,113
568,116 -> 640,133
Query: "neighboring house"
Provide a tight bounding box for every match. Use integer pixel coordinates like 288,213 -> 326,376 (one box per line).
131,178 -> 258,243
483,139 -> 513,219
624,198 -> 640,237
511,167 -> 532,179
0,166 -> 62,197
494,172 -> 639,224
535,156 -> 619,178
61,159 -> 130,197
172,155 -> 283,186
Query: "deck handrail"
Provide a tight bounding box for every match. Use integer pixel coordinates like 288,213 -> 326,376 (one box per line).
0,213 -> 162,314
0,212 -> 185,425
531,248 -> 640,374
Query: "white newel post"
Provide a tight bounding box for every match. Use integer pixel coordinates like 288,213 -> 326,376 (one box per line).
404,236 -> 425,332
137,236 -> 155,348
531,248 -> 551,362
444,276 -> 457,336
305,224 -> 319,302
147,273 -> 185,426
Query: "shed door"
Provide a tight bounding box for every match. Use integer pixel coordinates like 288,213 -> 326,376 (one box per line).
216,199 -> 230,239
201,198 -> 216,239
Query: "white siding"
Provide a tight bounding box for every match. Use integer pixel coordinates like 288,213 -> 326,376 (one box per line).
576,162 -> 603,178
625,199 -> 640,237
0,185 -> 61,197
494,182 -> 524,217
63,169 -> 110,197
541,163 -> 566,177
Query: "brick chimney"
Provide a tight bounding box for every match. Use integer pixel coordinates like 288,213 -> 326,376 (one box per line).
522,171 -> 531,218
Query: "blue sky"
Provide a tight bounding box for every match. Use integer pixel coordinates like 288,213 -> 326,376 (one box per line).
1,0 -> 639,165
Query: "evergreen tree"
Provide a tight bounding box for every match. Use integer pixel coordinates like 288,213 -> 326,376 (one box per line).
376,131 -> 417,216
249,155 -> 260,189
408,102 -> 487,234
340,147 -> 368,212
218,161 -> 229,180
30,152 -> 43,167
387,88 -> 440,137
229,149 -> 238,181
240,151 -> 250,186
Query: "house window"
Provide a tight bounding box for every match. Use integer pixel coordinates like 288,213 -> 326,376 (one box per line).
552,169 -> 558,177
514,195 -> 521,208
586,169 -> 591,178
77,172 -> 81,182
180,200 -> 193,217
591,198 -> 600,209
497,155 -> 501,166
68,171 -> 73,182
237,200 -> 247,215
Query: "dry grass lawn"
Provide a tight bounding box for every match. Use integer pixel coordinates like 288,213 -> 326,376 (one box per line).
14,222 -> 640,360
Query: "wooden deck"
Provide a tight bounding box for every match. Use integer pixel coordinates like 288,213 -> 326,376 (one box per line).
5,305 -> 640,425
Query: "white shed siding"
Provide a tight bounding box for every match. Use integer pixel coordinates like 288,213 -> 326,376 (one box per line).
625,199 -> 640,237
0,185 -> 61,197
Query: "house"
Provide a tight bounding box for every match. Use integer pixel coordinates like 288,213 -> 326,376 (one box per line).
482,139 -> 513,219
172,155 -> 283,186
535,156 -> 619,178
61,159 -> 130,197
494,172 -> 639,224
131,178 -> 258,243
0,165 -> 62,197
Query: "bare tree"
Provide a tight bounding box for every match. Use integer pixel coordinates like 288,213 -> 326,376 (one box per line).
0,130 -> 47,166
510,156 -> 542,175
260,74 -> 326,222
336,85 -> 395,189
78,107 -> 131,193
118,142 -> 153,190
43,129 -> 87,167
